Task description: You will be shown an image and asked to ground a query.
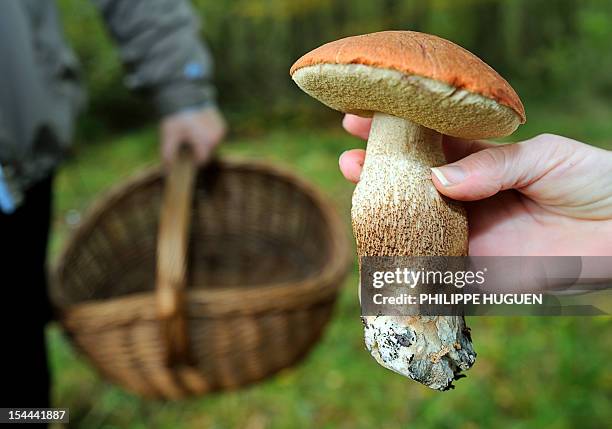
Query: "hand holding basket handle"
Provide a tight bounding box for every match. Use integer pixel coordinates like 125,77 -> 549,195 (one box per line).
156,146 -> 197,367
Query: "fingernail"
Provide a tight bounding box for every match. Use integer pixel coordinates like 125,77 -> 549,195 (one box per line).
431,165 -> 467,186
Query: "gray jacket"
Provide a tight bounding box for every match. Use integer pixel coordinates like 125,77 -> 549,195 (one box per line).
0,0 -> 216,204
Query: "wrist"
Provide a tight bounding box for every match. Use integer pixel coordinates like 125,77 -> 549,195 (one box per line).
154,81 -> 217,117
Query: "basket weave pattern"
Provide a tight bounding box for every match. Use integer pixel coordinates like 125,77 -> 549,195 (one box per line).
53,159 -> 351,399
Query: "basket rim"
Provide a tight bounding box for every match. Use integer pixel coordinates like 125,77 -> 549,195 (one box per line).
52,157 -> 352,322
58,277 -> 341,333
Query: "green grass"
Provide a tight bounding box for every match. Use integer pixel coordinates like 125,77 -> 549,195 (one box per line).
49,101 -> 612,428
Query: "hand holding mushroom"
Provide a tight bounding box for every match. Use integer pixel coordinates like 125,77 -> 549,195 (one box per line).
341,125 -> 612,256
291,31 -> 526,390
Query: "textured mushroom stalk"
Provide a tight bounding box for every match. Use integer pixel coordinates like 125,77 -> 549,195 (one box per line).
353,112 -> 476,391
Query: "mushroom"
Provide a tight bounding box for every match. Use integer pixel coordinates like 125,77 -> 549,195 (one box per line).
290,31 -> 525,390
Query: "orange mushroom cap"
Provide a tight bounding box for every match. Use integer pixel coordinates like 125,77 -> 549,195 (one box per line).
291,31 -> 525,139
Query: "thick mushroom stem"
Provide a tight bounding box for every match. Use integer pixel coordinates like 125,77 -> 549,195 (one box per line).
352,112 -> 476,391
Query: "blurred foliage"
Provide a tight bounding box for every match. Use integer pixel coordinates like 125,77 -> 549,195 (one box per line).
57,0 -> 612,135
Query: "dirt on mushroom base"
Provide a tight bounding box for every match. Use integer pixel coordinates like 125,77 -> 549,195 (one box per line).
363,315 -> 476,391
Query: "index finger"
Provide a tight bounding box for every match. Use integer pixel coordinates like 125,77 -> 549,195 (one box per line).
342,114 -> 372,140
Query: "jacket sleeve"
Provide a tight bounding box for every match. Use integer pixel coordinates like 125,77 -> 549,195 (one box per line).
92,0 -> 217,116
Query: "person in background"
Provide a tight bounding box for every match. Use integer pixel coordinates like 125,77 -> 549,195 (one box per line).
0,0 -> 226,408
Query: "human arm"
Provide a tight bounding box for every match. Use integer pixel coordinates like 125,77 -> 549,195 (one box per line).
93,0 -> 226,163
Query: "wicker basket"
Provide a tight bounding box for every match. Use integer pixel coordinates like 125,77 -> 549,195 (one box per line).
52,153 -> 351,399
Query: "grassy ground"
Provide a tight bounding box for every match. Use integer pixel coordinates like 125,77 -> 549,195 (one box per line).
49,101 -> 612,428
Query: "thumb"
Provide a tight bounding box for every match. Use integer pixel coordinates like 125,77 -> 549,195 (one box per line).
430,136 -> 569,201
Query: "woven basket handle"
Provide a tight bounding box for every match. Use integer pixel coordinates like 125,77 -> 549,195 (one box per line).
156,146 -> 197,367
